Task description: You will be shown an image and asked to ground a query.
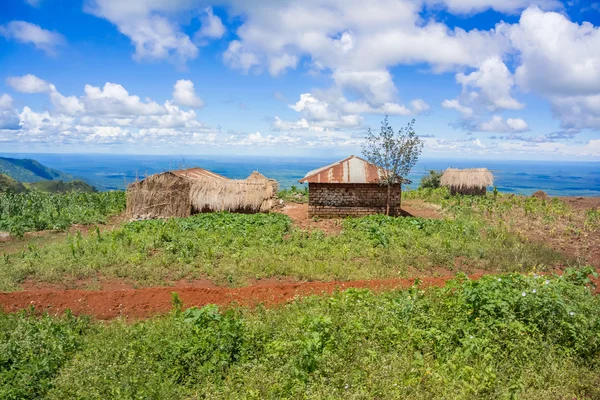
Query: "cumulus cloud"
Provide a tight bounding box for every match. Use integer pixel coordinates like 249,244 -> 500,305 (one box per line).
428,0 -> 561,14
0,21 -> 64,55
7,74 -> 84,114
442,98 -> 473,117
7,74 -> 53,94
0,94 -> 14,111
455,56 -> 524,112
478,116 -> 530,133
508,6 -> 600,130
84,0 -> 198,64
195,7 -> 226,41
172,79 -> 204,108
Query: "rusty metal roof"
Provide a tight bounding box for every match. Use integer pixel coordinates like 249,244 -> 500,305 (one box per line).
299,155 -> 382,183
171,168 -> 228,180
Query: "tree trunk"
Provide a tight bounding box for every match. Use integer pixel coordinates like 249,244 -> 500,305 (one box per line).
386,183 -> 391,216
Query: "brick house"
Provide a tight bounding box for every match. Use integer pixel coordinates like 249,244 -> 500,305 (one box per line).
299,155 -> 408,218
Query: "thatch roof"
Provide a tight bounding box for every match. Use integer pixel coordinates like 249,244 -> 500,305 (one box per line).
441,168 -> 494,189
126,168 -> 278,218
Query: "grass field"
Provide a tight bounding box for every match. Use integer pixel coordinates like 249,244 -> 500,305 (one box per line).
0,191 -> 125,237
0,205 -> 571,291
1,270 -> 599,399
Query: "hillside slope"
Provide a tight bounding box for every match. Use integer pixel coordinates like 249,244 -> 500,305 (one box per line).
25,179 -> 97,193
0,173 -> 28,193
0,157 -> 74,182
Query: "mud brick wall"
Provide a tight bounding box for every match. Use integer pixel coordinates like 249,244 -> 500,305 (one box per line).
308,183 -> 401,217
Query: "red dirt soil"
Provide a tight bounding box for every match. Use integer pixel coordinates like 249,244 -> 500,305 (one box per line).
278,200 -> 442,234
2,274 -> 598,320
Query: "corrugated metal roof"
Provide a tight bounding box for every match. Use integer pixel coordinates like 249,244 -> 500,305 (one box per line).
299,155 -> 382,183
171,168 -> 229,180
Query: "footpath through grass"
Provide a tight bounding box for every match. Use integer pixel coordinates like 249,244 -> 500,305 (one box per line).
0,208 -> 570,291
1,270 -> 599,399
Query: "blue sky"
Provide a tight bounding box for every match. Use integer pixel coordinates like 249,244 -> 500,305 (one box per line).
0,0 -> 599,160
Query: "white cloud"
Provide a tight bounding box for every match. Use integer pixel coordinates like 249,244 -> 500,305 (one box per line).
24,0 -> 43,6
442,98 -> 473,117
7,74 -> 53,93
195,7 -> 226,40
0,94 -> 13,111
83,82 -> 164,116
7,74 -> 84,114
428,0 -> 561,14
84,0 -> 198,64
455,56 -> 524,112
332,69 -> 397,105
478,116 -> 530,133
508,7 -> 600,130
2,77 -> 222,146
0,21 -> 64,55
511,7 -> 600,97
549,94 -> 600,130
223,40 -> 260,72
172,79 -> 204,108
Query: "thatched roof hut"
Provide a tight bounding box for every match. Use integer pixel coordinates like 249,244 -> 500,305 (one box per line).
441,168 -> 493,196
126,168 -> 278,219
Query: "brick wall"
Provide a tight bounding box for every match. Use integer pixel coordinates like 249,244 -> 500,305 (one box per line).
308,183 -> 401,217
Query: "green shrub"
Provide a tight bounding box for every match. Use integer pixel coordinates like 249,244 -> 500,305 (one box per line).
0,310 -> 91,400
419,170 -> 443,189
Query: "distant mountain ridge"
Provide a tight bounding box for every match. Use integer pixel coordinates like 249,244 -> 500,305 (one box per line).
0,157 -> 75,182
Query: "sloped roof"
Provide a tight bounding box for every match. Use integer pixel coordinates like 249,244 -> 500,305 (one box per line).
441,168 -> 494,189
171,167 -> 228,180
299,155 -> 382,183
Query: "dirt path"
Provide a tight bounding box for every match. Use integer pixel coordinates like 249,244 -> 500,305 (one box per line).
3,273 -> 598,320
0,276 -> 472,320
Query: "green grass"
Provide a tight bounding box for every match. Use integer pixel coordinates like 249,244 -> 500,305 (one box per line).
0,191 -> 125,237
278,185 -> 309,203
1,270 -> 599,399
0,210 -> 570,291
24,179 -> 97,194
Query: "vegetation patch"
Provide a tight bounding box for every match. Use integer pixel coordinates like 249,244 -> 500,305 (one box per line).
0,191 -> 125,237
1,270 -> 598,399
0,208 -> 569,291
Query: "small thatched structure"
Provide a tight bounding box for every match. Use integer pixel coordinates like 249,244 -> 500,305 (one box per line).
126,168 -> 278,219
441,168 -> 494,196
531,190 -> 549,201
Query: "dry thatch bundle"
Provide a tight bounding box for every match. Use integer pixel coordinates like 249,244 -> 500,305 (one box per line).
126,169 -> 278,218
531,190 -> 549,201
441,168 -> 494,196
126,172 -> 191,218
189,172 -> 278,213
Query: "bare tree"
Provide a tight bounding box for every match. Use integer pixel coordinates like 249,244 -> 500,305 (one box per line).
362,116 -> 423,215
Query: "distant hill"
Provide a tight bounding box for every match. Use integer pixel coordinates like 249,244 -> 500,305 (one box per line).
0,173 -> 28,193
25,179 -> 97,193
0,157 -> 74,183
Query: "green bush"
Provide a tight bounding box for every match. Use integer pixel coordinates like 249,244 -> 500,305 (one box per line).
278,185 -> 308,203
419,170 -> 443,189
0,310 -> 91,400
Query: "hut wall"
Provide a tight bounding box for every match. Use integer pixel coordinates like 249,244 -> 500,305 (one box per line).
308,183 -> 401,217
450,186 -> 487,196
126,175 -> 191,218
189,178 -> 277,213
